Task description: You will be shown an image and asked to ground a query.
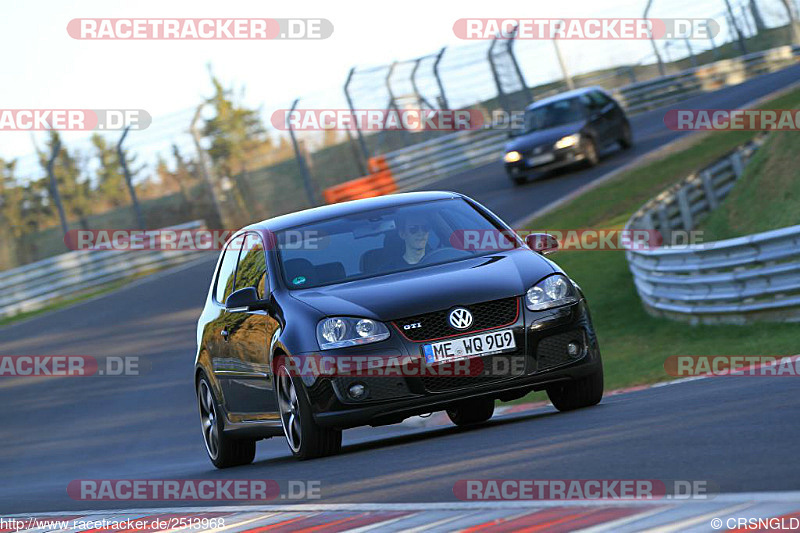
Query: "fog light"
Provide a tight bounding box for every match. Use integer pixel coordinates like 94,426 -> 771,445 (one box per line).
348,383 -> 367,400
567,342 -> 581,356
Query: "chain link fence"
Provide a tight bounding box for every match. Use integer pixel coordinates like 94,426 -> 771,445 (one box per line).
2,0 -> 799,271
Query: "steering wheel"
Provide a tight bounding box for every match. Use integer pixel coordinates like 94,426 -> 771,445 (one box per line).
421,247 -> 472,264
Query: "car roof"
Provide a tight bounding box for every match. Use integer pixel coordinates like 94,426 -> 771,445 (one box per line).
243,191 -> 463,232
525,86 -> 607,111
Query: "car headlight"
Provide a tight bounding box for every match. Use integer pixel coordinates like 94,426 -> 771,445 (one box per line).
504,150 -> 521,163
554,134 -> 580,150
525,275 -> 579,311
316,317 -> 390,350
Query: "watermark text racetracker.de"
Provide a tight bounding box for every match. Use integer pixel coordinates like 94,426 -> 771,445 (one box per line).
665,355 -> 800,377
450,229 -> 706,251
453,18 -> 719,40
63,228 -> 326,251
0,355 -> 145,377
271,108 -> 484,132
0,109 -> 150,131
454,479 -> 715,500
665,109 -> 800,130
273,353 -> 528,378
67,18 -> 333,40
68,479 -> 321,501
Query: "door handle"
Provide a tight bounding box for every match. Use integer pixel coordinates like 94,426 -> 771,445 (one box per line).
221,328 -> 230,341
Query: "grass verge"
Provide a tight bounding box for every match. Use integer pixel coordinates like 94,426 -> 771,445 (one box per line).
699,130 -> 800,240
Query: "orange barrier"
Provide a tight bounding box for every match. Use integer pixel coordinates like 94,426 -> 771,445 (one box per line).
322,156 -> 397,204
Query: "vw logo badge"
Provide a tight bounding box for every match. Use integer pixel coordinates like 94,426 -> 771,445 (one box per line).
448,307 -> 473,330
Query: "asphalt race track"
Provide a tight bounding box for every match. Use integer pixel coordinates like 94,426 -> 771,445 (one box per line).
1,66 -> 800,515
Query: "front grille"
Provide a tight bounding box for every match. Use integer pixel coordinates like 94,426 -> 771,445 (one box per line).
536,330 -> 586,371
394,297 -> 519,342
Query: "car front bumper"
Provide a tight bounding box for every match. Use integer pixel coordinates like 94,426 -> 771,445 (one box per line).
505,146 -> 585,178
298,298 -> 602,429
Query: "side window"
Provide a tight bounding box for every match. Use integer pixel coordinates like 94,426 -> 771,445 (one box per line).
589,90 -> 612,108
215,235 -> 244,304
235,233 -> 268,298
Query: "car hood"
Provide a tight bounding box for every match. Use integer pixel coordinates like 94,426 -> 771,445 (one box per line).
505,121 -> 585,152
289,248 -> 555,320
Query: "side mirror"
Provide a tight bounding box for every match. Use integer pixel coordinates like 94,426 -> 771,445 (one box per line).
225,287 -> 262,312
525,233 -> 559,255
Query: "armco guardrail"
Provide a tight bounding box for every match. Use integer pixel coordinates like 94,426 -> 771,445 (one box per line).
367,44 -> 800,195
0,220 -> 212,320
624,134 -> 800,323
614,45 -> 800,114
385,128 -> 508,192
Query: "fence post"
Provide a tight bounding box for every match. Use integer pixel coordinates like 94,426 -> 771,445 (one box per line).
644,0 -> 667,76
288,98 -> 317,207
433,47 -> 450,110
684,38 -> 697,68
45,138 -> 69,239
506,27 -> 532,102
724,0 -> 748,55
344,67 -> 370,166
410,57 -> 434,109
730,150 -> 745,176
552,38 -> 575,90
709,32 -> 720,60
677,187 -> 694,230
488,38 -> 511,115
190,103 -> 226,228
117,126 -> 146,230
700,170 -> 719,209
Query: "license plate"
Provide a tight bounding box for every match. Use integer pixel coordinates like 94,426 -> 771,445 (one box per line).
528,153 -> 555,166
423,329 -> 516,364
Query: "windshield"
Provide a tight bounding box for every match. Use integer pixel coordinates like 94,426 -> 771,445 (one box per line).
277,198 -> 515,289
523,97 -> 586,133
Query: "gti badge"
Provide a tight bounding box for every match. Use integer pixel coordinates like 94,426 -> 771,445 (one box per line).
403,322 -> 422,330
448,307 -> 473,330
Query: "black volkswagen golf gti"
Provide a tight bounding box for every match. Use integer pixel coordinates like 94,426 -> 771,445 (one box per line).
195,191 -> 603,467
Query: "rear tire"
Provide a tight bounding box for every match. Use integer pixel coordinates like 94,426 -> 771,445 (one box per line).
547,366 -> 604,412
447,398 -> 495,426
276,365 -> 342,460
197,374 -> 256,469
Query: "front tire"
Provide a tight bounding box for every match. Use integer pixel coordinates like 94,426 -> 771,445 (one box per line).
197,374 -> 256,469
582,138 -> 599,167
512,175 -> 527,186
619,122 -> 633,149
547,365 -> 604,412
276,365 -> 342,460
447,397 -> 495,426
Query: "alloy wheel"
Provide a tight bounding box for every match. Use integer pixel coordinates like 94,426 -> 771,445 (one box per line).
277,366 -> 302,453
198,379 -> 220,460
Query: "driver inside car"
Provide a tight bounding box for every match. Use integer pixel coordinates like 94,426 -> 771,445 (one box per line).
382,215 -> 431,270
